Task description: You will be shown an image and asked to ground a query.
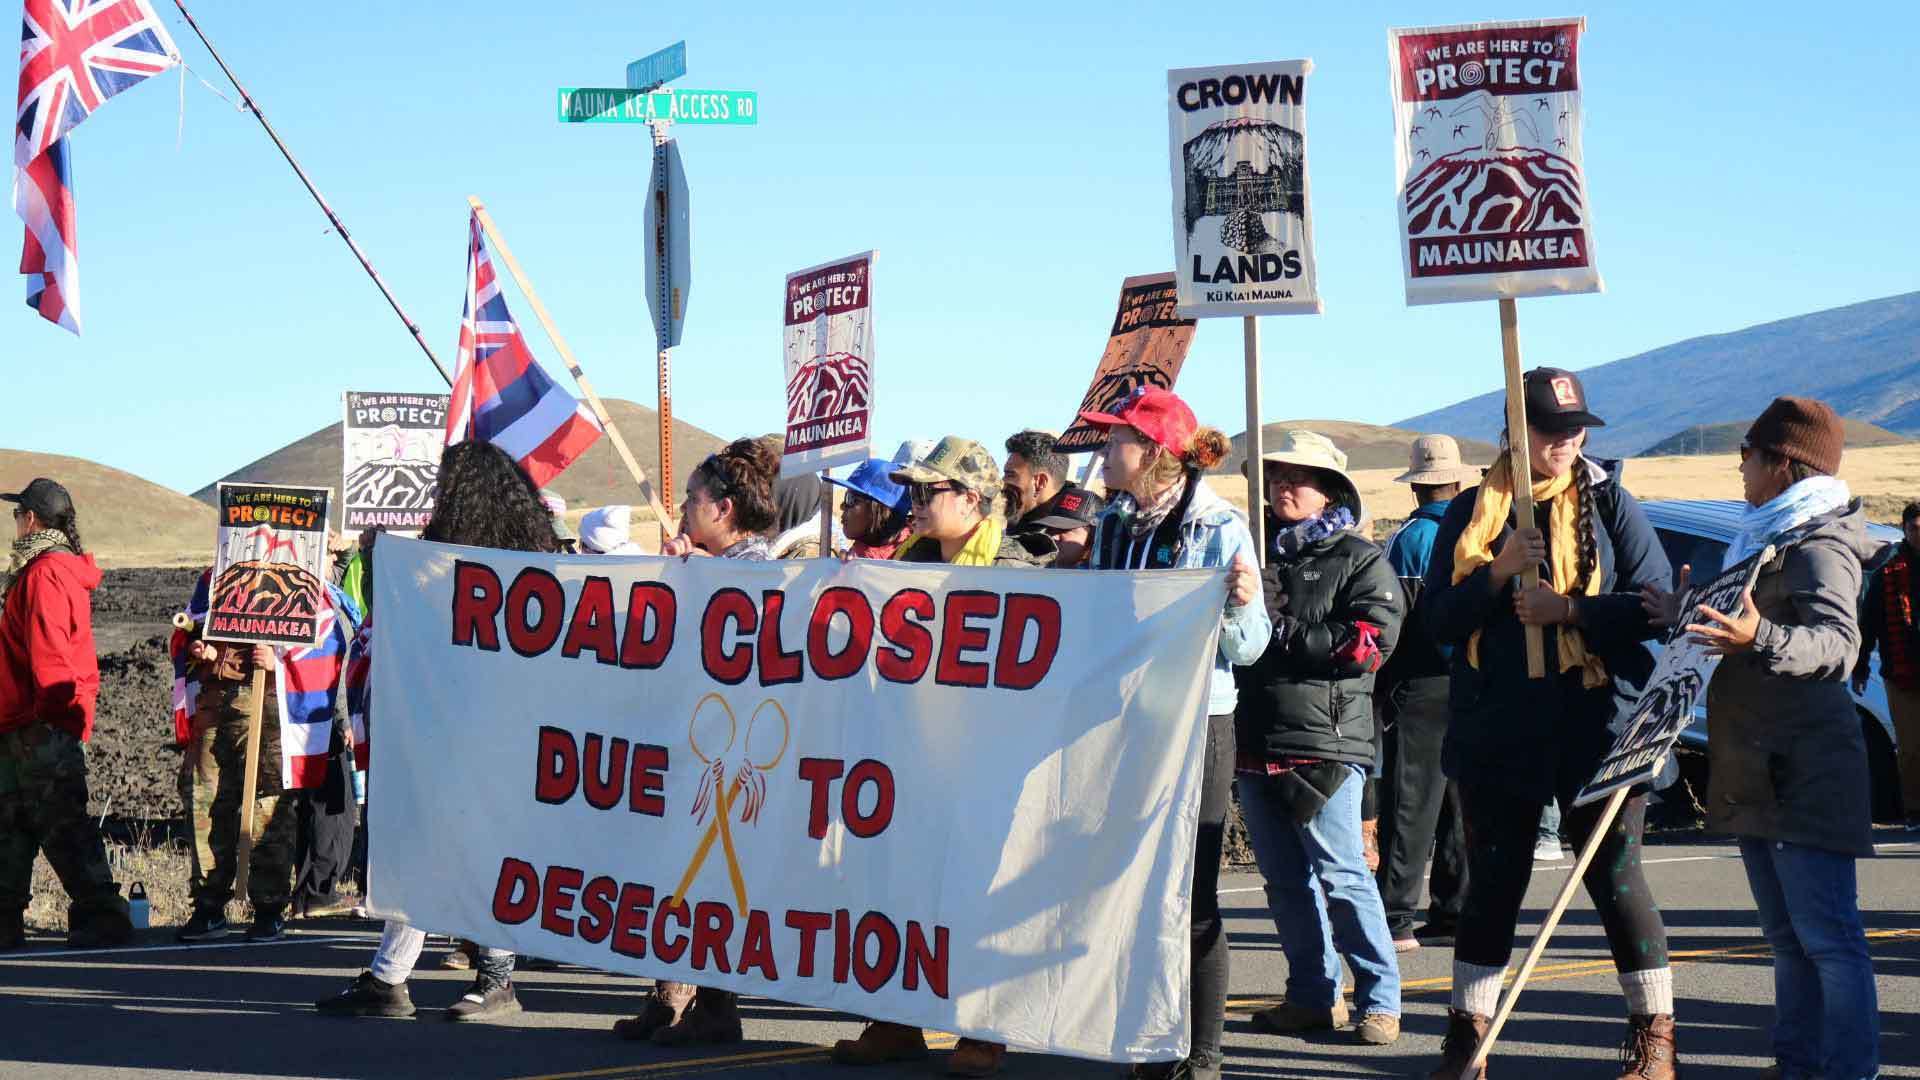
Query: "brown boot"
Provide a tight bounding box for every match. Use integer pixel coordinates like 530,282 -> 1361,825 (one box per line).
1362,817 -> 1381,873
1428,1009 -> 1491,1079
1617,1014 -> 1678,1079
1252,996 -> 1349,1033
831,1021 -> 929,1065
946,1038 -> 1005,1077
652,987 -> 742,1046
613,980 -> 694,1041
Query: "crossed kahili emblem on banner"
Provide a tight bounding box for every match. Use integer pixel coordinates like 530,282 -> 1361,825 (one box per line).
668,693 -> 790,913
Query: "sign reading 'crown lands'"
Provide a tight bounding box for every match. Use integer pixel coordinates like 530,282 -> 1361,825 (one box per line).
1166,61 -> 1321,317
1388,18 -> 1600,305
782,252 -> 875,477
205,483 -> 332,648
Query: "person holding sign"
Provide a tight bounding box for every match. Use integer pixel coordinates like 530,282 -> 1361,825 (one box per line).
1644,398 -> 1880,1080
1419,369 -> 1677,1079
620,438 -> 782,1047
1080,389 -> 1267,1080
0,479 -> 132,950
1231,433 -> 1405,1045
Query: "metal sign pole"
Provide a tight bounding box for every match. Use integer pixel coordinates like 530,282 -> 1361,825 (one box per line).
651,118 -> 676,508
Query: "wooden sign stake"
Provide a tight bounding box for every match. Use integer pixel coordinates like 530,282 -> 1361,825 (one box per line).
1499,298 -> 1547,678
467,198 -> 675,533
1242,316 -> 1266,563
233,668 -> 267,903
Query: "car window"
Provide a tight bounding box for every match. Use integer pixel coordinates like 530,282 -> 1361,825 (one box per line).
1653,528 -> 1726,586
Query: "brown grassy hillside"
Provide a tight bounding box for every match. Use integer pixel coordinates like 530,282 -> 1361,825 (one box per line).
1220,421 -> 1498,475
0,450 -> 215,567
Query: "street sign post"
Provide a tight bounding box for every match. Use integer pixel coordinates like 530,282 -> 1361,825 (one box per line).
557,88 -> 757,125
626,40 -> 686,92
646,138 -> 690,349
557,45 -> 757,507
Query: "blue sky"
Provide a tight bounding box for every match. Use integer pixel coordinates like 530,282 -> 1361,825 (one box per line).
5,1 -> 1914,494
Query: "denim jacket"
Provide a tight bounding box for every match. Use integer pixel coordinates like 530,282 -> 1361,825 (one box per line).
1092,480 -> 1271,715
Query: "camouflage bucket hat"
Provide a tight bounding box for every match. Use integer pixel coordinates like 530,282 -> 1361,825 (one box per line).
889,435 -> 1000,497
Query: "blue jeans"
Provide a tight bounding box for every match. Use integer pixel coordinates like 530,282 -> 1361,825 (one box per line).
1738,838 -> 1879,1080
1237,763 -> 1401,1017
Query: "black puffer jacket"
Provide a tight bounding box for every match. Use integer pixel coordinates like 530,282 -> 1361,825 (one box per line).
1233,526 -> 1405,767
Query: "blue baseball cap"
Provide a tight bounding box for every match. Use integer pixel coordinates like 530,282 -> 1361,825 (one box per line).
824,458 -> 910,516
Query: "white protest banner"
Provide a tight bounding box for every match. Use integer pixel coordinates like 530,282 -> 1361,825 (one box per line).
341,391 -> 450,536
368,538 -> 1225,1062
205,483 -> 332,648
1166,61 -> 1321,317
1388,18 -> 1600,305
782,251 -> 874,477
1574,547 -> 1775,807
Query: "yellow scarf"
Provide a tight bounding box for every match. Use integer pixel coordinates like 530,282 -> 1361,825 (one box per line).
899,515 -> 1006,566
1451,456 -> 1607,688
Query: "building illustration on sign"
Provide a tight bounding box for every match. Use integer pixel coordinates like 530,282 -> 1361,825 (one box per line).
1180,117 -> 1305,253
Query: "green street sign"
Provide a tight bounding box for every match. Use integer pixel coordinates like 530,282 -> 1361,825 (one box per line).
557,87 -> 757,125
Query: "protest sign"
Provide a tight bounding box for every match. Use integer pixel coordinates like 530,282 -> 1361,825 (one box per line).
782,252 -> 874,477
1575,545 -> 1777,807
205,483 -> 332,648
341,391 -> 450,536
368,537 -> 1226,1061
1058,274 -> 1197,453
1166,60 -> 1321,317
1388,18 -> 1600,305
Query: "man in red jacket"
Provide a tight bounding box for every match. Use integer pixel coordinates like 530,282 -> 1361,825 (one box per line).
0,478 -> 131,949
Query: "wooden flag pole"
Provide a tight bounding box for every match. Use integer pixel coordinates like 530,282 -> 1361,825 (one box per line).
1499,298 -> 1548,678
467,198 -> 675,533
1465,784 -> 1630,1073
1242,316 -> 1266,563
172,1 -> 451,388
233,668 -> 267,903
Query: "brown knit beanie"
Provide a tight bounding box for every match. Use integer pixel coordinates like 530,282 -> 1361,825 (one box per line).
1745,396 -> 1844,475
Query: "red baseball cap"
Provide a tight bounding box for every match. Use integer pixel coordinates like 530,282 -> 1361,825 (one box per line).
1076,387 -> 1198,456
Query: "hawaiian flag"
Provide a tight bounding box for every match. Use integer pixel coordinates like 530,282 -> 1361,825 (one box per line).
443,213 -> 603,485
166,567 -> 211,747
274,585 -> 361,789
14,0 -> 179,332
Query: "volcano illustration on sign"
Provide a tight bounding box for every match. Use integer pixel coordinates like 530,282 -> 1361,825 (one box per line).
1181,117 -> 1304,254
1403,90 -> 1583,238
781,252 -> 875,476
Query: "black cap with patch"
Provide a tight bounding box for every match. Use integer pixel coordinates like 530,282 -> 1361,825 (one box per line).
2,477 -> 73,521
1028,484 -> 1106,532
1523,367 -> 1607,433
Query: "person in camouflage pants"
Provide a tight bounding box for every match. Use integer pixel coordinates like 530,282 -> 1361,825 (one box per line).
0,725 -> 131,946
175,644 -> 298,943
177,720 -> 218,896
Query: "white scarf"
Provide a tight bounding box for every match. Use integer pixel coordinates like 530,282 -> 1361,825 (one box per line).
1725,475 -> 1851,566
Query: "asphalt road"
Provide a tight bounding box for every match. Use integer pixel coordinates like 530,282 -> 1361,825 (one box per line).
2,833 -> 1915,1079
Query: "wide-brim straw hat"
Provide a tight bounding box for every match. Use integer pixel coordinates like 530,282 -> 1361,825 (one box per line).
1255,430 -> 1362,519
1394,434 -> 1482,486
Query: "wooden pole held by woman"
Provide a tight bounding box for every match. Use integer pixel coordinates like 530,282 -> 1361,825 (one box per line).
1243,316 -> 1266,563
1499,299 -> 1548,678
233,668 -> 266,902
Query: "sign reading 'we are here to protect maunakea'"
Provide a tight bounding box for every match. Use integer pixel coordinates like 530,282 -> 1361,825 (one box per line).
1388,18 -> 1601,305
367,538 -> 1228,1062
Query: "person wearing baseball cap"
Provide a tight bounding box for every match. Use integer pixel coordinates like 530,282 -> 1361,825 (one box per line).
1642,395 -> 1881,1079
0,477 -> 132,950
831,438 -> 1038,1077
1420,367 -> 1683,1075
1376,435 -> 1480,953
1078,387 -> 1267,1080
1018,483 -> 1104,569
823,458 -> 913,560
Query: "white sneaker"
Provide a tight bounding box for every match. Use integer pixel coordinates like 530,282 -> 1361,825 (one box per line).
1533,837 -> 1564,861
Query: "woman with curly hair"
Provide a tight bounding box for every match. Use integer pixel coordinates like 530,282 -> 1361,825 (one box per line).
616,437 -> 779,1048
316,440 -> 557,1023
1419,369 -> 1677,1079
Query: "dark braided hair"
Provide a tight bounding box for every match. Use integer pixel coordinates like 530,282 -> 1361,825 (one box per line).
1569,461 -> 1599,596
422,441 -> 560,554
41,506 -> 83,556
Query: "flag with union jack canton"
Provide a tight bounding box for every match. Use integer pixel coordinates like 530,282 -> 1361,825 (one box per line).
444,213 -> 604,486
14,0 -> 179,332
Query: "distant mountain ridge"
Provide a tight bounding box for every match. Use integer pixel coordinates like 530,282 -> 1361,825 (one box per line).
1641,419 -> 1908,458
1397,291 -> 1920,457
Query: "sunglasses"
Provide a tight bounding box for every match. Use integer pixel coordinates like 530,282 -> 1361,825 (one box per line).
9,507 -> 25,520
908,482 -> 962,505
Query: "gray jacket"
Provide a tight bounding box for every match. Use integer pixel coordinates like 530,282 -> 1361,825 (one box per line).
1704,500 -> 1879,856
